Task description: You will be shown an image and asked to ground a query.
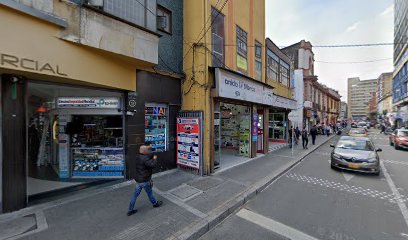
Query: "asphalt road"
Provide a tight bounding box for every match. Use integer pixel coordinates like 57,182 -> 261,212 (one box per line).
200,129 -> 408,240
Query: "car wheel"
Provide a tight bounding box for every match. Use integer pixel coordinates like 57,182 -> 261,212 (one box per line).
373,171 -> 380,176
395,143 -> 399,150
390,140 -> 393,146
330,164 -> 337,170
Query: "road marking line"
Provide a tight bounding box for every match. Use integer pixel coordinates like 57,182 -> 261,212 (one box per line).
381,162 -> 408,229
236,208 -> 320,240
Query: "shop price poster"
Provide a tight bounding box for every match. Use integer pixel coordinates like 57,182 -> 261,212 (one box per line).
176,118 -> 201,169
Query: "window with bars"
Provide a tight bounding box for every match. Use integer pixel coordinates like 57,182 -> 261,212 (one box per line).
157,5 -> 172,34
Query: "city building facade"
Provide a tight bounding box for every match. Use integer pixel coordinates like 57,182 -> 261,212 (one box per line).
282,40 -> 340,130
392,0 -> 408,128
340,102 -> 348,121
265,38 -> 297,143
376,72 -> 393,122
0,0 -> 182,212
347,77 -> 377,120
183,0 -> 267,174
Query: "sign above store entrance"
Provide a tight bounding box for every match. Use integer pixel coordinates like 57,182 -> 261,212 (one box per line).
57,97 -> 120,109
215,68 -> 274,105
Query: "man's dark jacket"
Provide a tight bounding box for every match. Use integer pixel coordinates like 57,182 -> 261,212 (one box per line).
310,127 -> 318,136
134,153 -> 157,183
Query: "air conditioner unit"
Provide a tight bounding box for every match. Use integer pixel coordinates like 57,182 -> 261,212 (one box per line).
88,0 -> 103,8
157,16 -> 167,30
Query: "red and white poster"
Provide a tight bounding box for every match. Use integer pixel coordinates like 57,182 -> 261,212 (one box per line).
176,118 -> 201,169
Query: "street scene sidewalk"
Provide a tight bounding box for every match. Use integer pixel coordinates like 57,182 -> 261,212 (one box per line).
0,134 -> 336,240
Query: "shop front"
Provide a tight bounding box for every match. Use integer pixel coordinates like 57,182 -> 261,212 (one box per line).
213,68 -> 272,170
27,82 -> 125,198
268,96 -> 297,144
0,4 -> 143,212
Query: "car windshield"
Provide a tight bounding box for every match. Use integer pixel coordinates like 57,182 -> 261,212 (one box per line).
350,129 -> 365,134
336,139 -> 374,151
398,131 -> 408,136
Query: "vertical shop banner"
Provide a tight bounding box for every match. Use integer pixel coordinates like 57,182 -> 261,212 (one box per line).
252,114 -> 258,142
176,117 -> 201,169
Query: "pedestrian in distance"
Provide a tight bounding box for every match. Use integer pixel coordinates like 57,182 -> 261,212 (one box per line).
295,126 -> 301,145
326,125 -> 330,137
288,126 -> 293,148
310,125 -> 318,145
302,127 -> 309,149
127,145 -> 163,216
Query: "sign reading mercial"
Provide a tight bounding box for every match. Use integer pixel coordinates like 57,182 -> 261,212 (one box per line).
57,97 -> 120,109
215,68 -> 273,105
272,95 -> 297,110
1,53 -> 67,76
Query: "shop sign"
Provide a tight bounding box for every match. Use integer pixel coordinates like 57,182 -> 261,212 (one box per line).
252,114 -> 258,142
145,106 -> 166,116
271,95 -> 297,110
215,68 -> 273,105
176,117 -> 201,169
304,101 -> 312,108
237,55 -> 248,71
1,53 -> 67,76
127,92 -> 138,112
57,97 -> 120,109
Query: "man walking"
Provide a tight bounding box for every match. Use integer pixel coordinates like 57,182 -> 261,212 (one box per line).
301,127 -> 309,149
295,126 -> 301,145
127,145 -> 163,216
310,125 -> 318,145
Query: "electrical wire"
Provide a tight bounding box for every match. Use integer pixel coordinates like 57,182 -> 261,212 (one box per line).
134,0 -> 156,16
315,58 -> 393,64
183,0 -> 229,61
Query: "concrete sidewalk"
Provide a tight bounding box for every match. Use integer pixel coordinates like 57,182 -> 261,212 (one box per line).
0,134 -> 336,240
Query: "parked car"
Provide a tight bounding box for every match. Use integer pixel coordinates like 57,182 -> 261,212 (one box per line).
330,136 -> 381,175
389,129 -> 408,150
357,122 -> 368,129
351,122 -> 357,128
348,128 -> 368,137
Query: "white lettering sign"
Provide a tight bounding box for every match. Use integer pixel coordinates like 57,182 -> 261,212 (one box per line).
57,97 -> 120,109
215,68 -> 273,105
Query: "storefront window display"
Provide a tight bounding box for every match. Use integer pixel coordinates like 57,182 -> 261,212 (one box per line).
269,113 -> 287,141
145,104 -> 168,152
27,82 -> 124,196
219,103 -> 251,157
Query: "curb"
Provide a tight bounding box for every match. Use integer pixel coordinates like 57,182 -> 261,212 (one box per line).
169,134 -> 338,240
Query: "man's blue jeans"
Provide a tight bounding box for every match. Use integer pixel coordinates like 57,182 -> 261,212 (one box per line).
128,181 -> 158,211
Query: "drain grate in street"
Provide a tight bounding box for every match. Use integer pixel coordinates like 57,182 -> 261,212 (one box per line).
168,184 -> 202,201
0,211 -> 48,240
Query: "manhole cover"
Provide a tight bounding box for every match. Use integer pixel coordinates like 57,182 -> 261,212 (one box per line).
189,177 -> 224,191
169,184 -> 202,201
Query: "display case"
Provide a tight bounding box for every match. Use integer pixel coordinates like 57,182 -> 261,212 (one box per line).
145,105 -> 168,152
71,147 -> 124,178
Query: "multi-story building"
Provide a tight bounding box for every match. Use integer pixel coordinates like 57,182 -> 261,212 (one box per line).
376,72 -> 393,119
282,40 -> 340,129
281,40 -> 317,130
183,0 -> 296,174
347,77 -> 377,120
265,38 -> 297,143
392,0 -> 408,128
340,102 -> 348,121
0,0 -> 183,212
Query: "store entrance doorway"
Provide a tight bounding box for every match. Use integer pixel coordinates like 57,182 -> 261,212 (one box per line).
215,102 -> 251,170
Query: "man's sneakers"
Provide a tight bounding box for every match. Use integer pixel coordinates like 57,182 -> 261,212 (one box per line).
153,200 -> 163,208
127,209 -> 137,216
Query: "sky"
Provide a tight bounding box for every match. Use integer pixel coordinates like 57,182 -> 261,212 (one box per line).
266,0 -> 394,102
